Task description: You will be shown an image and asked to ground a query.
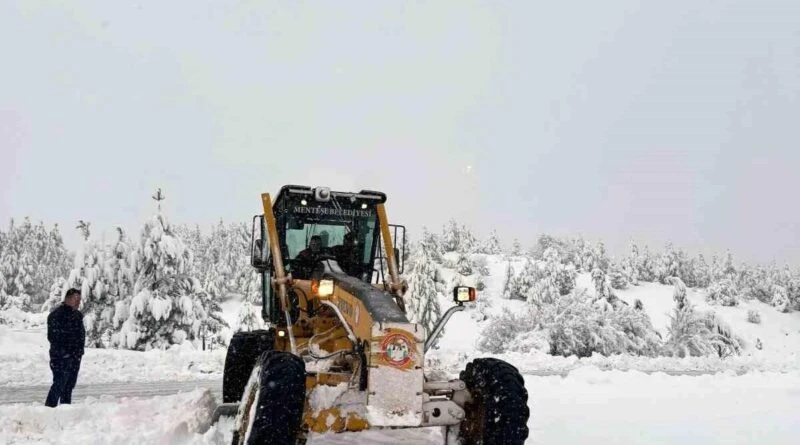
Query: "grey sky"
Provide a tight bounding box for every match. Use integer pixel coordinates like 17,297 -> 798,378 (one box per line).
1,0 -> 799,265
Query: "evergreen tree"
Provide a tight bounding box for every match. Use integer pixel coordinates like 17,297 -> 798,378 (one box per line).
501,261 -> 515,298
722,251 -> 737,280
458,224 -> 478,254
235,299 -> 264,332
404,229 -> 443,337
510,238 -> 523,256
504,259 -> 539,301
441,219 -> 459,253
456,249 -> 473,276
770,284 -> 790,313
591,268 -> 610,300
669,276 -> 687,310
636,245 -> 657,282
113,191 -> 227,350
60,221 -> 116,346
230,222 -> 260,301
622,242 -> 640,286
594,241 -> 610,272
482,229 -> 503,255
609,263 -> 629,290
0,218 -> 70,309
694,254 -> 711,288
103,227 -> 136,303
200,220 -> 236,301
706,278 -> 739,306
175,223 -> 206,276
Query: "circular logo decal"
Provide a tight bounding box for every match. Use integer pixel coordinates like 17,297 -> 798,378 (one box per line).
381,333 -> 413,367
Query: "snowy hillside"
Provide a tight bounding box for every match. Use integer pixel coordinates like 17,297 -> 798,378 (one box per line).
427,253 -> 800,376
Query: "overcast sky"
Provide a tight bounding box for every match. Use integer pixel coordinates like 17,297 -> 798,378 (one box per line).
1,0 -> 799,265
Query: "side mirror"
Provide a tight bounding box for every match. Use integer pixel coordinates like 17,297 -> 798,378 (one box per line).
251,215 -> 269,270
452,286 -> 476,304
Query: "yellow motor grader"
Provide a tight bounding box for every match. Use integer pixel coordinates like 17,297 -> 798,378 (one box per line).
214,185 -> 529,444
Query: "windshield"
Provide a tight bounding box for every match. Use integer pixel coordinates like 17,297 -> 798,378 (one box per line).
285,216 -> 377,275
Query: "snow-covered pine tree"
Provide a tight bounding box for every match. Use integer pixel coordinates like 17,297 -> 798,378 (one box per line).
665,303 -> 742,358
770,284 -> 790,313
740,265 -> 773,303
175,223 -> 206,276
59,221 -> 116,347
621,243 -> 639,286
510,238 -> 523,256
235,299 -> 264,332
530,273 -> 560,306
501,261 -> 514,299
566,237 -> 586,272
104,227 -> 135,303
113,192 -> 227,350
504,259 -> 539,301
609,263 -> 629,290
441,219 -> 459,253
456,248 -> 473,276
591,268 -> 610,300
669,276 -> 687,310
482,229 -> 502,255
636,245 -> 657,283
529,246 -> 574,305
458,224 -> 478,254
722,251 -> 737,280
706,277 -> 739,307
0,218 -> 69,309
594,241 -> 610,272
404,229 -> 443,337
228,221 -> 261,302
785,273 -> 800,311
542,288 -> 661,358
199,219 -> 238,302
41,277 -> 68,313
694,254 -> 711,288
0,218 -> 34,310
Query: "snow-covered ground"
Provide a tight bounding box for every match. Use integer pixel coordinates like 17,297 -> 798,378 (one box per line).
3,367 -> 799,444
3,254 -> 800,443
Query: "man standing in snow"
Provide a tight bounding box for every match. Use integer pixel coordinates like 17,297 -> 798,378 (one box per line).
45,288 -> 85,407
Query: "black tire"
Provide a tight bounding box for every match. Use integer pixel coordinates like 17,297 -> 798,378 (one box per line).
222,329 -> 275,403
232,351 -> 306,445
458,358 -> 530,445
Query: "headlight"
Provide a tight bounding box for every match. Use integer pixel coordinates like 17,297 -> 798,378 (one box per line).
453,286 -> 476,303
316,279 -> 334,297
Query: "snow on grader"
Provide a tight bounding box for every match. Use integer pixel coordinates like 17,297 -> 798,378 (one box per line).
213,185 -> 529,444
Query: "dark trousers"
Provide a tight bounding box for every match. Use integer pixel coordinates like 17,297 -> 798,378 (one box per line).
45,356 -> 81,407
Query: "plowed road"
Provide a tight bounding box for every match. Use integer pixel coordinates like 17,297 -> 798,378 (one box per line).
0,370 -> 717,405
0,380 -> 221,405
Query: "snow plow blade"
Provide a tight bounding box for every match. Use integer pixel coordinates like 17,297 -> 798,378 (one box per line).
211,403 -> 238,423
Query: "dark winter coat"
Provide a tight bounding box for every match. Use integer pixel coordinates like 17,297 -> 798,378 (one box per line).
47,304 -> 86,360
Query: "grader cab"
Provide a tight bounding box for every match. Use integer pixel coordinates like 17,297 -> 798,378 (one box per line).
216,185 -> 529,445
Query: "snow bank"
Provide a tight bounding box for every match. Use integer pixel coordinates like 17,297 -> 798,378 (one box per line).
0,389 -> 225,444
